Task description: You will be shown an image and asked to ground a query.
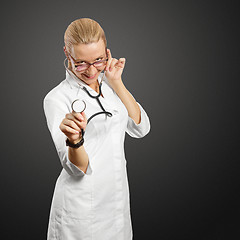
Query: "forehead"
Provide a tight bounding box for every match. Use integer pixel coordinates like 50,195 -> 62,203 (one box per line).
70,39 -> 106,61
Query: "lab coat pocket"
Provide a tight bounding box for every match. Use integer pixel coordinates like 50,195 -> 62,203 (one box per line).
48,209 -> 91,240
61,218 -> 91,240
63,174 -> 93,220
47,207 -> 63,240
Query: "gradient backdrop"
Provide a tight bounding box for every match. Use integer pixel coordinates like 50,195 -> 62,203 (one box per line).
1,1 -> 239,239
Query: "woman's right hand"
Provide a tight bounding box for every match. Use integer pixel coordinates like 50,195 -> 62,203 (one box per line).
59,111 -> 87,144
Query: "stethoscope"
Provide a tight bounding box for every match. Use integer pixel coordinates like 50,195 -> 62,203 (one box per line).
64,58 -> 113,125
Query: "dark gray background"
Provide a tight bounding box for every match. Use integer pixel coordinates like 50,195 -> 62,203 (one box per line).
1,0 -> 239,239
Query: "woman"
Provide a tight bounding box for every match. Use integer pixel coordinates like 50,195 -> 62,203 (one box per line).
43,18 -> 150,240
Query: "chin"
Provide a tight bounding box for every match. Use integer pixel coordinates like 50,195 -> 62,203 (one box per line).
78,71 -> 101,85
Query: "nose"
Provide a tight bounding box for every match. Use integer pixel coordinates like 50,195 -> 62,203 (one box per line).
86,64 -> 97,75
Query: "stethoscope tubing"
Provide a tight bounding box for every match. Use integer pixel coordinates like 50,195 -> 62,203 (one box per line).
64,58 -> 112,125
82,84 -> 113,124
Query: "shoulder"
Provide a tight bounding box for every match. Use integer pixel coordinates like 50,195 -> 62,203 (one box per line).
43,79 -> 71,104
43,79 -> 74,114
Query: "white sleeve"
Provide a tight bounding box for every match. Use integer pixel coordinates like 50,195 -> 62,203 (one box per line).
43,94 -> 92,177
126,102 -> 151,138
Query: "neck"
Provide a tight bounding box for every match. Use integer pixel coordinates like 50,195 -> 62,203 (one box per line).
69,69 -> 100,93
89,81 -> 100,93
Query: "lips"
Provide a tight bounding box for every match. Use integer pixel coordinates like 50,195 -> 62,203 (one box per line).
83,73 -> 97,79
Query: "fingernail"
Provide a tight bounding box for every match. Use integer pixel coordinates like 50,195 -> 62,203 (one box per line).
78,114 -> 84,121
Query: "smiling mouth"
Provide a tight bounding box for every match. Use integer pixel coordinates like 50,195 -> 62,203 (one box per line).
83,73 -> 97,79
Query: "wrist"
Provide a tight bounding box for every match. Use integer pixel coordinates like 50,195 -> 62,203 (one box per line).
71,138 -> 82,144
110,78 -> 125,93
66,137 -> 84,148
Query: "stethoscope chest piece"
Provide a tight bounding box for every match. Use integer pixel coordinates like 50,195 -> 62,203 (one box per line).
72,99 -> 86,113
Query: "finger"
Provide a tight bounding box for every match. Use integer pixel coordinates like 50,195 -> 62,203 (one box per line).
109,58 -> 118,72
105,49 -> 112,71
60,124 -> 79,135
62,118 -> 81,132
81,111 -> 87,122
69,115 -> 87,130
64,118 -> 87,132
107,48 -> 112,59
116,58 -> 126,69
71,111 -> 84,121
66,112 -> 83,121
66,113 -> 83,127
75,112 -> 87,126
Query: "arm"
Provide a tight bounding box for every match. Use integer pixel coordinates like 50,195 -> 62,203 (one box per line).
109,78 -> 150,138
43,95 -> 92,176
60,111 -> 89,174
110,79 -> 141,124
105,49 -> 141,124
68,145 -> 89,173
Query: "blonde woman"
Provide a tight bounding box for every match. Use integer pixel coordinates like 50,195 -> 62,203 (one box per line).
43,18 -> 150,240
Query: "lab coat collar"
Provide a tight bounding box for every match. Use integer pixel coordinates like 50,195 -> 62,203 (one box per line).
65,68 -> 103,92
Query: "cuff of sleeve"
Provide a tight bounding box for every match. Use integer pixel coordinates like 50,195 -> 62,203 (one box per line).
65,157 -> 92,176
60,149 -> 92,177
129,103 -> 144,126
127,103 -> 150,138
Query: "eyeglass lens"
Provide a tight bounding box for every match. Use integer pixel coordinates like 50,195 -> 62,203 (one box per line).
75,60 -> 107,72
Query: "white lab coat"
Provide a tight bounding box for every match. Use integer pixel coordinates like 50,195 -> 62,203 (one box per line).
43,69 -> 150,240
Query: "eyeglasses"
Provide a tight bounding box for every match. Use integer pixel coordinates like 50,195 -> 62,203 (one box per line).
68,52 -> 108,72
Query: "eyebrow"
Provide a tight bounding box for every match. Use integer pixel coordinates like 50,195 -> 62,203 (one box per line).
75,54 -> 105,63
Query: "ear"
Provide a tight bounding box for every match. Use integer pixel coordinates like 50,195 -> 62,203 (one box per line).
63,46 -> 69,58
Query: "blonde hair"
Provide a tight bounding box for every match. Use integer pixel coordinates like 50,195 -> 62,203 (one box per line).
64,18 -> 107,69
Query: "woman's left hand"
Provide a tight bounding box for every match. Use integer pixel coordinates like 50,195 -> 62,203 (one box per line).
105,49 -> 126,85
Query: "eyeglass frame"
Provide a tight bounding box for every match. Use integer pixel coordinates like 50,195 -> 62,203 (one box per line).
66,48 -> 108,72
